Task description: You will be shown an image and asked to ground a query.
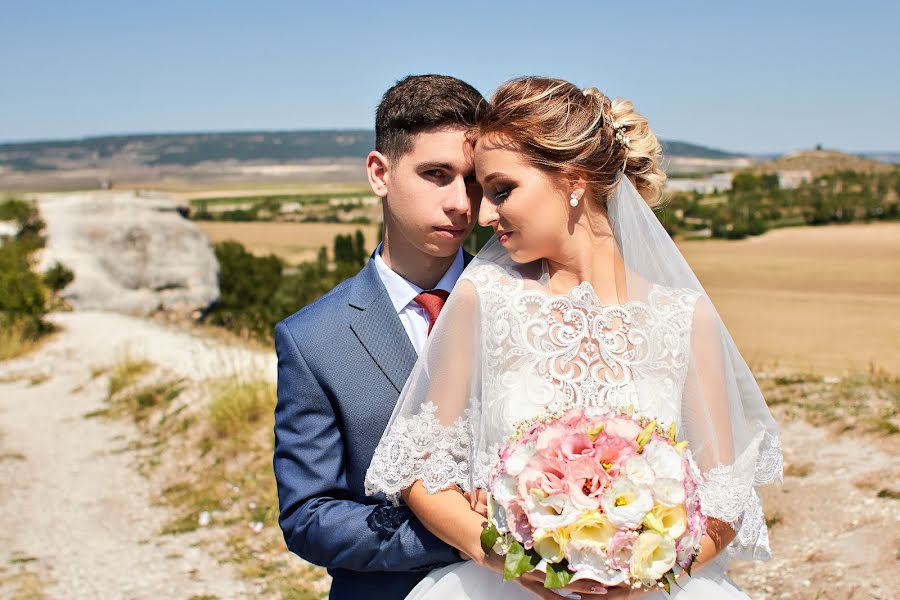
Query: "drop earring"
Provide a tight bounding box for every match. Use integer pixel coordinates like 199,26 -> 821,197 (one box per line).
569,191 -> 579,207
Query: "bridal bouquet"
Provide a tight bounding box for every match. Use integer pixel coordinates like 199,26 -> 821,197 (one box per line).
480,406 -> 706,593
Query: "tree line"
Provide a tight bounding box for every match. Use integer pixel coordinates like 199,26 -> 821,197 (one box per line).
656,169 -> 900,240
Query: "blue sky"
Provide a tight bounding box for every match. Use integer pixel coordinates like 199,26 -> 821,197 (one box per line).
1,1 -> 897,153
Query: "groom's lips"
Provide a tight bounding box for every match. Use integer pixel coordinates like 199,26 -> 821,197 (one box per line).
434,226 -> 466,239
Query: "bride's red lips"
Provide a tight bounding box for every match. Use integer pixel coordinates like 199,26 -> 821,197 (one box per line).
497,230 -> 515,244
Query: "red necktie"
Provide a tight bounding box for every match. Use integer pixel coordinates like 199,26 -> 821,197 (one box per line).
414,289 -> 450,336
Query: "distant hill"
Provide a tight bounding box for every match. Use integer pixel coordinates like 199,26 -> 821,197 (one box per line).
862,152 -> 900,165
749,148 -> 896,177
0,130 -> 746,172
659,140 -> 743,159
0,131 -> 376,171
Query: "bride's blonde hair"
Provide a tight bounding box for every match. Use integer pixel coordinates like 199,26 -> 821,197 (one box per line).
474,76 -> 666,207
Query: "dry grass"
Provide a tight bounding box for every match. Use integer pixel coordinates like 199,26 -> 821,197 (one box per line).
0,553 -> 53,600
106,358 -> 153,398
0,323 -> 55,362
679,222 -> 900,374
208,378 -> 275,441
195,221 -> 380,265
89,359 -> 326,599
761,369 -> 899,437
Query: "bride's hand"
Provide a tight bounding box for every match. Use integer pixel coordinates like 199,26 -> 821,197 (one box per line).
586,584 -> 655,599
462,488 -> 489,516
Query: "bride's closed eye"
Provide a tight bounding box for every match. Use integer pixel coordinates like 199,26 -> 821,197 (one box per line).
488,186 -> 513,204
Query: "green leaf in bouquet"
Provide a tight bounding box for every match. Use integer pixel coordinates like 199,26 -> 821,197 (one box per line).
662,569 -> 678,595
503,541 -> 541,580
480,522 -> 500,555
543,559 -> 574,589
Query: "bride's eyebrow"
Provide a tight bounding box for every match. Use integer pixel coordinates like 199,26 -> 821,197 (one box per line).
481,172 -> 508,185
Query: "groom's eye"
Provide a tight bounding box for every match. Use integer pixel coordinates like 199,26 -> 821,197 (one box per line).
423,169 -> 448,183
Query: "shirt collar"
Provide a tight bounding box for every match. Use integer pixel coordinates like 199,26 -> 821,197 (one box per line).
372,242 -> 465,314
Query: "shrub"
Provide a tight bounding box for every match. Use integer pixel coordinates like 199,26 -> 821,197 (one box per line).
42,261 -> 75,292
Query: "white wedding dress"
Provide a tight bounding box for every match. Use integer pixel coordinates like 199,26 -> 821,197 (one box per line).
365,176 -> 782,599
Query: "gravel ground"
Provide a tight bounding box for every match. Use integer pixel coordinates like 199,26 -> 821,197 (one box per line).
0,311 -> 275,599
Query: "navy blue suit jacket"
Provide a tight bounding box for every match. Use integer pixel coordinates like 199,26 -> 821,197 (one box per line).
274,253 -> 471,599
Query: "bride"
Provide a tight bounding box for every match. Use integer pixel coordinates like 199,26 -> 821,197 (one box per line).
365,77 -> 782,599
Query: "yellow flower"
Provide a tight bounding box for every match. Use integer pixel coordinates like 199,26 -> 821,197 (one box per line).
533,527 -> 568,563
630,531 -> 676,582
568,512 -> 617,550
642,504 -> 687,539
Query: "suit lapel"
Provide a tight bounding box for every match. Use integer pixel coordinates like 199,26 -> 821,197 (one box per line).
348,250 -> 475,394
348,261 -> 418,393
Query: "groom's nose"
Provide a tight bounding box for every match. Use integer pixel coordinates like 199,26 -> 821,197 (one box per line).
442,175 -> 470,214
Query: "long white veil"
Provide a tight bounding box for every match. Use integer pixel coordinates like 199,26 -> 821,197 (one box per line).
364,175 -> 783,561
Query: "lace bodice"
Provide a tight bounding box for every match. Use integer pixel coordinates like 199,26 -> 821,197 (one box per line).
469,261 -> 700,445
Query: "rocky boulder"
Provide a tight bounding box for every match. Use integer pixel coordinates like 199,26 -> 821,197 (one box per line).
36,191 -> 219,317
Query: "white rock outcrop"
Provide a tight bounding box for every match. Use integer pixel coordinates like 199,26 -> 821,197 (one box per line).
36,191 -> 219,317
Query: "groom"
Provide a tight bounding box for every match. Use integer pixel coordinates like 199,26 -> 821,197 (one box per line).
273,75 -> 484,599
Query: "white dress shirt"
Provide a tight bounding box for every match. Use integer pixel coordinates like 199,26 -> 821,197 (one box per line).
372,243 -> 465,355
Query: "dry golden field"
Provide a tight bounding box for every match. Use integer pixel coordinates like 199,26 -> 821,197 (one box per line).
196,221 -> 381,265
679,222 -> 900,374
199,220 -> 900,375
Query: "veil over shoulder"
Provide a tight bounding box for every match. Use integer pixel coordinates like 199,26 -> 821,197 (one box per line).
364,175 -> 783,561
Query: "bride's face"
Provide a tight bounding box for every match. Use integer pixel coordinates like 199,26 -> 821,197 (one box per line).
474,134 -> 572,264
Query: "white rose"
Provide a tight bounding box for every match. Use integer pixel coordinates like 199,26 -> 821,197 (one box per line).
599,479 -> 653,529
643,440 -> 685,481
505,444 -> 535,477
567,545 -> 628,586
624,454 -> 655,487
492,473 -> 518,503
630,531 -> 676,582
652,477 -> 686,506
527,492 -> 579,530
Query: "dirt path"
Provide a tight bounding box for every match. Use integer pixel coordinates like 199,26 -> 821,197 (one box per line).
0,311 -> 274,599
729,416 -> 899,599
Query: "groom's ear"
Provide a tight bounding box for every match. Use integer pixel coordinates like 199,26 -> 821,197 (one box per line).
367,151 -> 391,198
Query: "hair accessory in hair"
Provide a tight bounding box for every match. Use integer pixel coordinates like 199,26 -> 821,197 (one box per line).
611,119 -> 631,149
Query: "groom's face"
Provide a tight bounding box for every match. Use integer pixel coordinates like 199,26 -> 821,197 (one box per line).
379,128 -> 482,258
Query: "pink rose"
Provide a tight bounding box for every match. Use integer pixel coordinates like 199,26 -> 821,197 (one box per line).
564,456 -> 608,510
505,499 -> 535,546
520,456 -> 566,498
605,416 -> 643,440
606,529 -> 639,571
592,432 -> 637,476
560,432 -> 597,461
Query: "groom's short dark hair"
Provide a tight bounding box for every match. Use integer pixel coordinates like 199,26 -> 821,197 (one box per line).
375,74 -> 485,160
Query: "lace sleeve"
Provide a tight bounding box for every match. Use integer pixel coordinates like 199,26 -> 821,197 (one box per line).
365,278 -> 487,505
683,297 -> 784,560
